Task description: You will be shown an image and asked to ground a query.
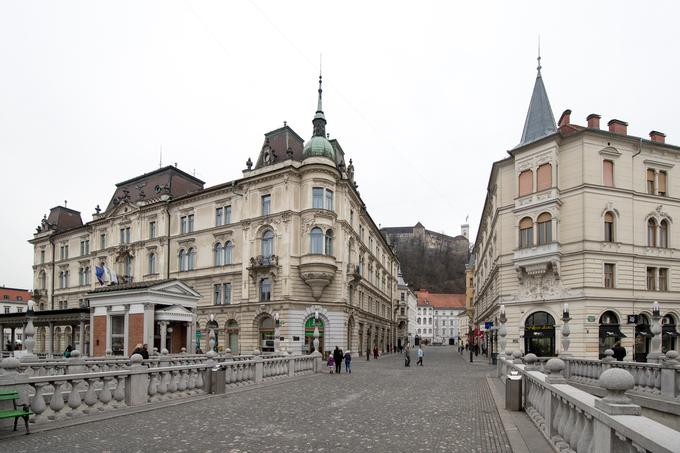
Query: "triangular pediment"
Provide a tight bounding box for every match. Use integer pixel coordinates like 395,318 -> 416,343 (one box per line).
103,200 -> 140,220
157,304 -> 193,315
150,279 -> 201,298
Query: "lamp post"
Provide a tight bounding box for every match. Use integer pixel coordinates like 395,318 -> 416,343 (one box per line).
312,310 -> 320,353
274,312 -> 280,353
648,301 -> 663,363
561,303 -> 571,357
498,304 -> 507,360
468,319 -> 474,363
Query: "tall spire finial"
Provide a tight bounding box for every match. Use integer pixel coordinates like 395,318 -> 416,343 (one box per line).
537,35 -> 542,75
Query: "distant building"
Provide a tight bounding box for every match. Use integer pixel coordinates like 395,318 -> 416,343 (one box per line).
395,270 -> 417,349
381,222 -> 469,253
415,290 -> 466,344
0,287 -> 30,348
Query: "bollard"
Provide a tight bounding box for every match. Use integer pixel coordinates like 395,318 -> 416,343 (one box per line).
125,354 -> 149,406
595,368 -> 640,415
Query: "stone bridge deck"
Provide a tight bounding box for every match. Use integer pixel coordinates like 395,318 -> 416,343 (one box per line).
2,347 -> 525,452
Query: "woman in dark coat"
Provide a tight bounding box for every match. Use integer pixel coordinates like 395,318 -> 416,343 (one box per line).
333,346 -> 343,374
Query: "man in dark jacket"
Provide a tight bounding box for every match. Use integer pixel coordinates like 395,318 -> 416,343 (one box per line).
333,346 -> 343,374
612,341 -> 626,361
140,344 -> 150,360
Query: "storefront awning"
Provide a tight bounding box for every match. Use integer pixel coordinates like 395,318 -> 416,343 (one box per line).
635,325 -> 652,337
599,327 -> 627,338
663,326 -> 679,337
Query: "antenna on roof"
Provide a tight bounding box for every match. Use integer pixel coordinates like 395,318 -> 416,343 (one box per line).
64,200 -> 67,208
537,34 -> 542,74
159,146 -> 163,168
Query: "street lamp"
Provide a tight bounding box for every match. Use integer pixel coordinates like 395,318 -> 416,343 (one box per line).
274,312 -> 280,352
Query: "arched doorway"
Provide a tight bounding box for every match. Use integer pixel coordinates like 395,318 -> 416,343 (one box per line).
226,320 -> 239,354
634,314 -> 651,362
662,314 -> 678,353
304,317 -> 324,354
259,317 -> 275,352
524,312 -> 556,357
599,311 -> 625,358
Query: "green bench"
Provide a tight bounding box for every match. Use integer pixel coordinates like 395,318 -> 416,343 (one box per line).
0,390 -> 31,434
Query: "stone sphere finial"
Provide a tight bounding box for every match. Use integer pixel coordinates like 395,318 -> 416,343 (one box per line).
252,348 -> 261,356
161,348 -> 169,355
130,353 -> 144,364
206,350 -> 217,359
545,358 -> 566,375
1,357 -> 20,370
665,350 -> 679,362
523,353 -> 537,365
70,350 -> 81,358
224,348 -> 232,354
602,349 -> 615,363
180,347 -> 187,354
599,368 -> 634,403
512,351 -> 522,359
105,349 -> 113,356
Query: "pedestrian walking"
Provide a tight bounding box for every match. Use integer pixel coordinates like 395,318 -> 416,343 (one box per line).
612,341 -> 627,361
327,353 -> 335,373
416,345 -> 424,366
344,350 -> 352,373
404,345 -> 411,367
333,346 -> 343,374
373,346 -> 379,359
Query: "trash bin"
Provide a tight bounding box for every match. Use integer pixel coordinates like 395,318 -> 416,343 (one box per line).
491,352 -> 498,365
210,366 -> 225,394
505,370 -> 522,411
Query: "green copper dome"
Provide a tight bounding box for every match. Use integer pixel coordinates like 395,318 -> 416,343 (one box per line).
303,135 -> 335,160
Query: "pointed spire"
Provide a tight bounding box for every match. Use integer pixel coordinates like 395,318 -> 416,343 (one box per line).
518,48 -> 556,147
312,71 -> 327,137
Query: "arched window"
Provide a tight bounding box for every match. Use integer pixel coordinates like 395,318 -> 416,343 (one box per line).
214,243 -> 223,266
259,278 -> 272,301
662,314 -> 678,353
259,317 -> 275,352
310,227 -> 323,254
518,170 -> 533,197
536,213 -> 552,245
224,241 -> 233,264
660,220 -> 669,248
524,311 -> 556,356
599,310 -> 623,358
187,247 -> 196,270
519,217 -> 533,248
417,317 -> 421,324
38,270 -> 46,290
604,212 -> 615,242
148,252 -> 156,274
179,249 -> 186,271
261,230 -> 274,258
325,229 -> 334,256
648,218 -> 657,247
536,163 -> 552,191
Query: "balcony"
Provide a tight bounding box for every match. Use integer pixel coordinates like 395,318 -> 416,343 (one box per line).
247,255 -> 279,283
513,242 -> 560,276
299,254 -> 338,300
346,263 -> 362,284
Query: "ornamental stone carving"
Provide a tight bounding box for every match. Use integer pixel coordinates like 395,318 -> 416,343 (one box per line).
299,254 -> 337,300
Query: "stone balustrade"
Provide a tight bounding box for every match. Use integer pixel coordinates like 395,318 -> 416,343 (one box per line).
0,352 -> 321,428
501,356 -> 680,453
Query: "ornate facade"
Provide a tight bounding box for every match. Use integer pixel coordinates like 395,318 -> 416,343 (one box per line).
473,58 -> 680,360
28,76 -> 399,356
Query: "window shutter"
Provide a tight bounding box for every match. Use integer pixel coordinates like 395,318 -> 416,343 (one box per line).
518,170 -> 533,197
659,171 -> 667,194
536,164 -> 552,191
603,160 -> 614,186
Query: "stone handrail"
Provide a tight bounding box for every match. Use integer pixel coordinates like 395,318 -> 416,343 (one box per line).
502,357 -> 680,453
0,352 -> 323,426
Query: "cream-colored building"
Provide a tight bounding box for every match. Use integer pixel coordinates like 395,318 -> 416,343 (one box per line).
396,270 -> 417,349
28,76 -> 399,357
472,59 -> 680,360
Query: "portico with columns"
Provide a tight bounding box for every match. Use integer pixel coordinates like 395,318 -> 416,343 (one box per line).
87,279 -> 200,356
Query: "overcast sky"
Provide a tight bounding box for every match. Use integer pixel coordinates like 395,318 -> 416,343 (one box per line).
1,1 -> 679,289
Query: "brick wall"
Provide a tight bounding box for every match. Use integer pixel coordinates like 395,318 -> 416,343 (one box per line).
93,315 -> 107,356
128,313 -> 145,351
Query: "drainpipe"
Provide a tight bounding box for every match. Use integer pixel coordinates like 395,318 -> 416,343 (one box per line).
165,203 -> 171,279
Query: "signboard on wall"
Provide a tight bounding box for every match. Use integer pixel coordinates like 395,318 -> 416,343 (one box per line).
627,315 -> 638,324
587,315 -> 596,323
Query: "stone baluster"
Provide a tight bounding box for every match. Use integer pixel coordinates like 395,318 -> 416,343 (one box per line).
158,371 -> 170,399
148,372 -> 159,401
178,369 -> 188,393
254,356 -> 264,384
48,380 -> 65,420
82,377 -> 99,414
99,376 -> 114,410
112,377 -> 126,408
169,370 -> 179,396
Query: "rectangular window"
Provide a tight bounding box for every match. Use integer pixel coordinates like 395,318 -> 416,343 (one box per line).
658,171 -> 667,196
603,160 -> 614,187
80,240 -> 89,256
214,284 -> 222,305
647,267 -> 657,291
3,307 -> 8,314
647,169 -> 656,194
100,233 -> 107,250
518,170 -> 533,197
225,206 -> 232,224
326,189 -> 334,210
262,195 -> 271,216
216,207 -> 223,226
188,214 -> 194,232
40,250 -> 45,264
223,283 -> 232,304
110,315 -> 125,356
536,164 -> 552,191
120,227 -> 130,244
604,263 -> 615,288
148,253 -> 156,274
350,210 -> 354,226
149,221 -> 157,239
659,268 -> 669,291
181,216 -> 188,234
312,187 -> 324,209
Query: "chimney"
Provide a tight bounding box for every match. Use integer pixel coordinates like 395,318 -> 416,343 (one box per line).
558,109 -> 571,127
607,119 -> 628,135
587,113 -> 601,129
649,131 -> 666,144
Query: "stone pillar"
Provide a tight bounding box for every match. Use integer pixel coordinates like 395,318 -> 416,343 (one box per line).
254,355 -> 263,383
125,354 -> 148,406
0,324 -> 4,352
185,321 -> 192,353
47,322 -> 54,356
10,328 -> 15,348
661,351 -> 680,399
159,321 -> 167,353
78,320 -> 85,353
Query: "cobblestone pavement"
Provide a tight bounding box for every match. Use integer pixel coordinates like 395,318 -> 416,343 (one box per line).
3,346 -> 512,453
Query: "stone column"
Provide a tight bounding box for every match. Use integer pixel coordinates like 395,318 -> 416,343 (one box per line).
0,324 -> 4,352
10,327 -> 15,348
78,320 -> 85,353
185,321 -> 192,353
159,321 -> 167,353
47,322 -> 54,356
